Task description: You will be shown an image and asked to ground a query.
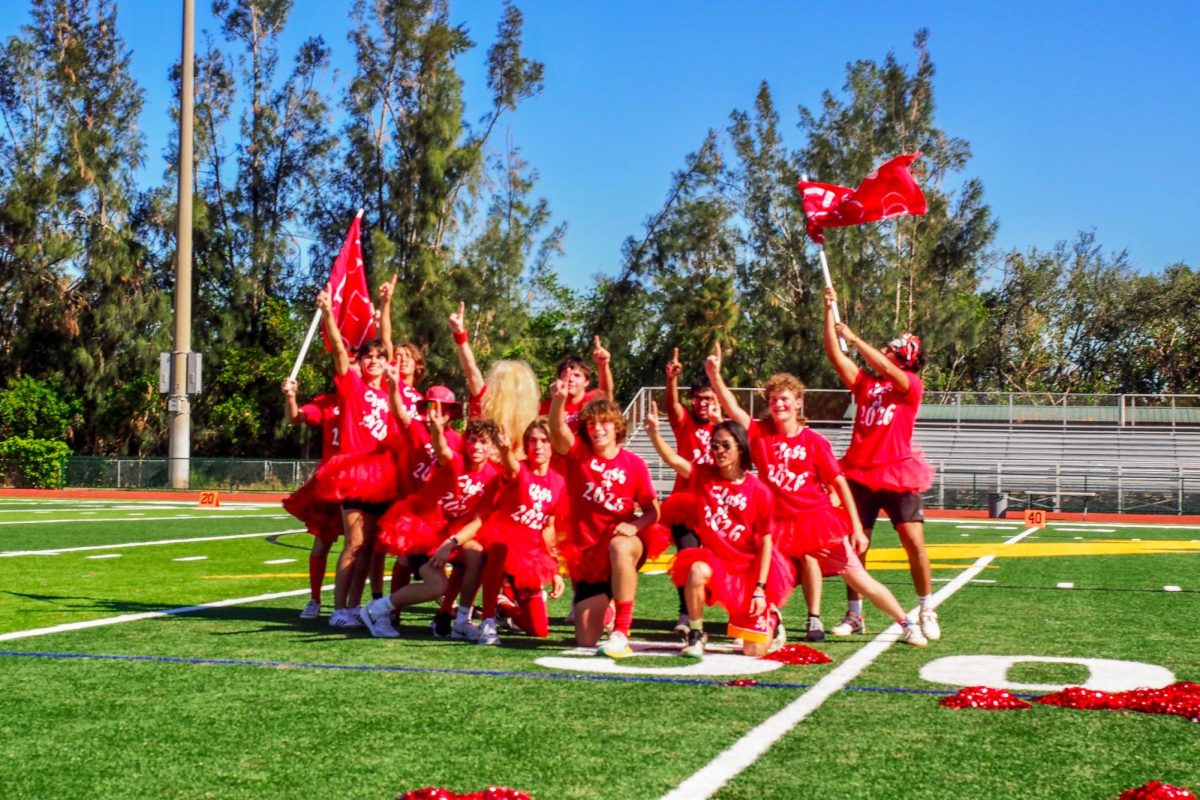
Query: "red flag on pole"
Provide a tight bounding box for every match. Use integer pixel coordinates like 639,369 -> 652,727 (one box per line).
323,214 -> 376,351
797,152 -> 927,244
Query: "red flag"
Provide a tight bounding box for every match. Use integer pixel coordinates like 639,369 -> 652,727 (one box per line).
323,215 -> 376,351
797,152 -> 927,244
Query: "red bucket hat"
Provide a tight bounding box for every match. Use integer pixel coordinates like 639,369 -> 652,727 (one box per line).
887,333 -> 922,370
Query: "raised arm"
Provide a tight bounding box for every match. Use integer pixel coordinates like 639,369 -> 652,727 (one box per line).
318,285 -> 351,376
548,378 -> 575,455
281,378 -> 303,425
837,320 -> 911,395
449,300 -> 486,400
426,401 -> 455,466
643,401 -> 691,478
593,335 -> 615,403
384,364 -> 413,429
823,287 -> 859,389
378,274 -> 398,362
704,341 -> 751,429
663,347 -> 687,428
495,429 -> 522,479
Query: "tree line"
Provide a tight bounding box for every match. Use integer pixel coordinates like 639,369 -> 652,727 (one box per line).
0,3 -> 1196,463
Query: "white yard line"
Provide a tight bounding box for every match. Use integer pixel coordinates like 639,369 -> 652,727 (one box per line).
0,529 -> 306,558
0,513 -> 286,527
0,586 -> 329,643
1003,525 -> 1041,545
660,555 -> 994,800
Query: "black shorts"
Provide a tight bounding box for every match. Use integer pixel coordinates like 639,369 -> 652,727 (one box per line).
848,480 -> 925,530
574,579 -> 613,604
671,524 -> 700,551
407,554 -> 430,575
342,499 -> 389,517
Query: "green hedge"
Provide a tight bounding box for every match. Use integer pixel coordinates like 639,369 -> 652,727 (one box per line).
0,437 -> 71,489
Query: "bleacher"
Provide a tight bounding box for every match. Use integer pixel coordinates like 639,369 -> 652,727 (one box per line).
623,387 -> 1200,515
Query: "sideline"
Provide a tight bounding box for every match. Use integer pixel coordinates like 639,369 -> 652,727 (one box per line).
659,555 -> 995,800
0,513 -> 288,527
0,529 -> 306,557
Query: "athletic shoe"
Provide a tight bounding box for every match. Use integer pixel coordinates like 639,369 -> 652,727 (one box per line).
341,607 -> 365,629
328,609 -> 354,628
681,628 -> 707,658
919,608 -> 942,641
478,618 -> 500,646
672,614 -> 690,641
430,611 -> 452,638
299,599 -> 321,620
830,611 -> 866,636
599,630 -> 633,659
806,615 -> 826,643
360,599 -> 400,639
767,611 -> 787,655
901,620 -> 928,647
451,619 -> 481,642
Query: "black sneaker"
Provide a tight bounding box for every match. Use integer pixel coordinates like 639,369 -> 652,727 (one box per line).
806,614 -> 826,643
430,611 -> 452,638
682,628 -> 707,658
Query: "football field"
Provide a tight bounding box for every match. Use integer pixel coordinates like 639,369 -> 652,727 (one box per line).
1,497 -> 1197,799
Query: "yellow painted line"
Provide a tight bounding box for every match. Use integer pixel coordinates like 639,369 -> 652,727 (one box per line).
864,539 -> 1200,570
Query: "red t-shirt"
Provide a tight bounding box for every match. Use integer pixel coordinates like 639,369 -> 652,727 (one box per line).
562,439 -> 656,551
297,392 -> 340,464
394,381 -> 426,423
842,371 -> 923,470
748,420 -> 843,515
334,371 -> 399,455
487,463 -> 568,535
668,410 -> 714,493
687,464 -> 774,557
399,420 -> 463,496
539,389 -> 605,433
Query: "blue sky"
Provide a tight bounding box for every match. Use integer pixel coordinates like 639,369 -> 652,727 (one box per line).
4,1 -> 1197,289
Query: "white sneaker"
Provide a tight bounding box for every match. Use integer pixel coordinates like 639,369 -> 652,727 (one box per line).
328,609 -> 355,628
681,628 -> 706,658
360,599 -> 400,638
478,618 -> 500,646
805,615 -> 826,643
451,619 -> 481,642
830,611 -> 866,636
299,599 -> 321,620
767,612 -> 787,655
599,630 -> 633,659
919,608 -> 941,640
672,614 -> 690,640
341,606 -> 364,629
901,620 -> 928,647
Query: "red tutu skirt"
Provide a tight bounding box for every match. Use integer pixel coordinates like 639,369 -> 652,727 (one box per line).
281,475 -> 343,544
375,501 -> 440,557
308,448 -> 403,505
660,493 -> 701,529
565,522 -> 671,584
670,547 -> 794,613
842,450 -> 934,493
774,505 -> 852,561
481,519 -> 559,590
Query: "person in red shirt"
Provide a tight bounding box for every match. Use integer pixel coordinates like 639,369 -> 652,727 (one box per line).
823,287 -> 939,641
645,412 -> 793,658
459,418 -> 568,646
360,399 -> 500,639
550,388 -> 665,656
707,349 -> 928,648
538,337 -> 615,433
282,379 -> 341,620
661,347 -> 722,638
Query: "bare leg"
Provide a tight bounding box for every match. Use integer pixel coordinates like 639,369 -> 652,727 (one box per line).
842,568 -> 907,623
386,561 -> 449,609
610,535 -> 644,603
845,527 -> 874,604
800,555 -> 822,615
454,541 -> 486,611
333,509 -> 366,610
684,561 -> 712,623
574,593 -> 610,647
895,520 -> 932,597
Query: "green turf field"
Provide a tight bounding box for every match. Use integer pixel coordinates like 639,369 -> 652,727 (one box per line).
1,498 -> 1197,799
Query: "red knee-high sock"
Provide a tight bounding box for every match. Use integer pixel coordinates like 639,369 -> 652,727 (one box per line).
480,544 -> 509,620
390,560 -> 412,592
513,588 -> 549,637
613,600 -> 634,635
308,555 -> 326,602
439,565 -> 466,614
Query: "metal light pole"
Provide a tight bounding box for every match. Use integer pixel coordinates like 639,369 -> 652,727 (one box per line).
168,0 -> 195,489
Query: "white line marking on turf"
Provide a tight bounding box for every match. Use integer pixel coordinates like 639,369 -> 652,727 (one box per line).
1003,526 -> 1041,545
970,579 -> 996,583
1164,585 -> 1182,592
0,513 -> 286,527
659,555 -> 994,800
1057,582 -> 1074,589
1056,527 -> 1114,532
0,586 -> 330,643
85,554 -> 122,560
173,556 -> 208,562
0,529 -> 306,558
264,558 -> 296,565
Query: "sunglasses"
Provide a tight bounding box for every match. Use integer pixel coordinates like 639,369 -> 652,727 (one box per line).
709,439 -> 737,453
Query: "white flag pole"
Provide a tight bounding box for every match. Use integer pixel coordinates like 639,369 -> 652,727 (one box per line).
288,209 -> 365,382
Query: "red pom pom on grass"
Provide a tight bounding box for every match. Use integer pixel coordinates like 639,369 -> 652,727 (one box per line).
1118,781 -> 1198,800
724,679 -> 760,687
397,789 -> 534,800
938,686 -> 1031,710
761,644 -> 832,665
1036,682 -> 1200,723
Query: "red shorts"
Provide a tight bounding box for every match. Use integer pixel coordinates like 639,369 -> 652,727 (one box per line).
813,536 -> 865,578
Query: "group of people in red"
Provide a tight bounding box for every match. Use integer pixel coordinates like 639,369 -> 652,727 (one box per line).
283,279 -> 940,659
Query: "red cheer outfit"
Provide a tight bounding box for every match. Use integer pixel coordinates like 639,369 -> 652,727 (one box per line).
841,371 -> 933,493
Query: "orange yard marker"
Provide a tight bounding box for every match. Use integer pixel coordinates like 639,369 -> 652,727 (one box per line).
198,491 -> 221,508
1024,508 -> 1046,529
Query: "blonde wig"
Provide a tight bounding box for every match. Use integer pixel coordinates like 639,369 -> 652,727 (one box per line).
481,359 -> 540,443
